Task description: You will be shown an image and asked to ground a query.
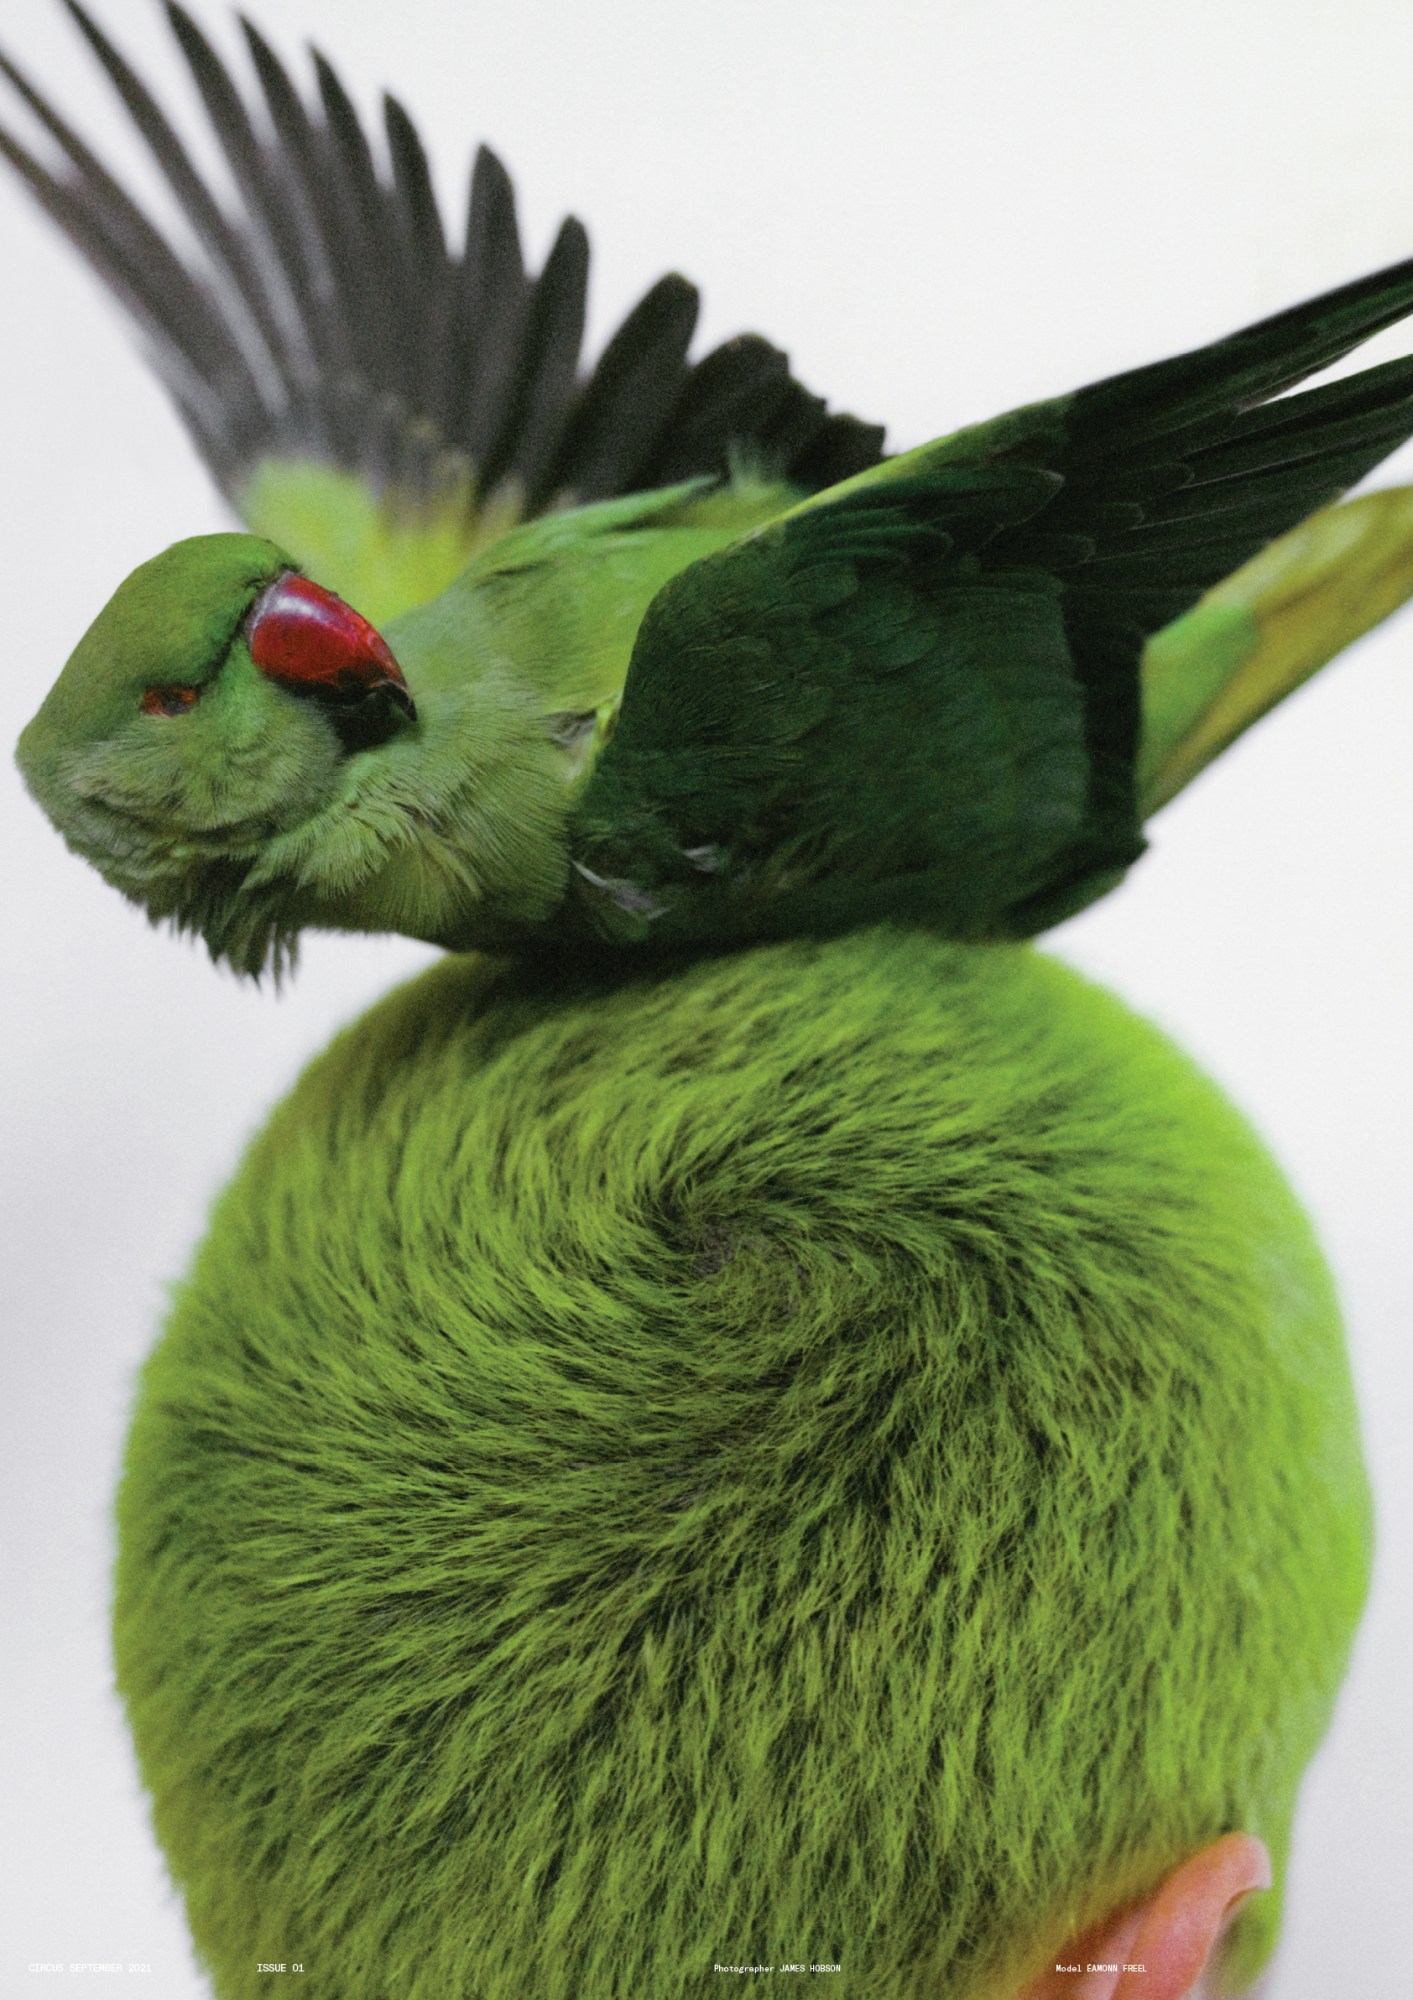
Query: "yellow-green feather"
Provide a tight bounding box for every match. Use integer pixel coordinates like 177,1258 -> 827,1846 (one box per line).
238,457 -> 808,631
1139,486 -> 1413,810
237,461 -> 510,627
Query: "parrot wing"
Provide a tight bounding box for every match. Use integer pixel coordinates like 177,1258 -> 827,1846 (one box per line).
0,2 -> 884,626
570,254 -> 1413,945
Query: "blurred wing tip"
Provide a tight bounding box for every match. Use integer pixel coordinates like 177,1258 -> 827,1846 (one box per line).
472,139 -> 511,180
3,1 -> 887,544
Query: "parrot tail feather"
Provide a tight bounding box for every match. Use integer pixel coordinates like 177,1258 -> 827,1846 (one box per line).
1138,485 -> 1413,809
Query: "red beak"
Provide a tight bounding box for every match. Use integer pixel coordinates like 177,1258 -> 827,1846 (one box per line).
247,574 -> 415,742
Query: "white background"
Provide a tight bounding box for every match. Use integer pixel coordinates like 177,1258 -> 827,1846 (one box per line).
1,1 -> 1410,1993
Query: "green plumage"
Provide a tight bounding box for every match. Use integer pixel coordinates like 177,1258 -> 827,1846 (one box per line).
14,11 -> 1413,975
20,253 -> 1413,969
568,468 -> 1101,945
115,933 -> 1370,1998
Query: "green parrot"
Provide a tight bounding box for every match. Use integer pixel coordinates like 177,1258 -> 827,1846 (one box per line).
9,0 -> 1413,977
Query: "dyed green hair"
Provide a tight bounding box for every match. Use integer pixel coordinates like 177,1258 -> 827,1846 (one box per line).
114,930 -> 1370,1998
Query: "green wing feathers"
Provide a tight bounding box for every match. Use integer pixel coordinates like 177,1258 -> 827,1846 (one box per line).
569,466 -> 1114,946
574,259 -> 1413,950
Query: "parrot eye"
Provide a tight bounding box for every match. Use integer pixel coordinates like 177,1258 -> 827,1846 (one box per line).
141,685 -> 200,717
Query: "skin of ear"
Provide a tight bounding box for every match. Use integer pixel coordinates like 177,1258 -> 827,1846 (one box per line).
1014,1834 -> 1273,2000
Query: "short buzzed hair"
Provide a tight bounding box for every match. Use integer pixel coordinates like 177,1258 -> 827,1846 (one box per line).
115,928 -> 1372,1997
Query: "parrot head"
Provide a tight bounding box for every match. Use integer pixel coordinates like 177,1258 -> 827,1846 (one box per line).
16,534 -> 416,974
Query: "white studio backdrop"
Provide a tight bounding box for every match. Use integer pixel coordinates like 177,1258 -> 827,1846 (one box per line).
0,0 -> 1409,1993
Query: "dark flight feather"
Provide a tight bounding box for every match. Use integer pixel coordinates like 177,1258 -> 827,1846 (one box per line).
0,1 -> 885,522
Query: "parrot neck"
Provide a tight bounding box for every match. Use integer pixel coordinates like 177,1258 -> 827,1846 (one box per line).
270,682 -> 581,952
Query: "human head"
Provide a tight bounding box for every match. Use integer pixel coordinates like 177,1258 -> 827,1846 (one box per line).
116,934 -> 1372,1994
